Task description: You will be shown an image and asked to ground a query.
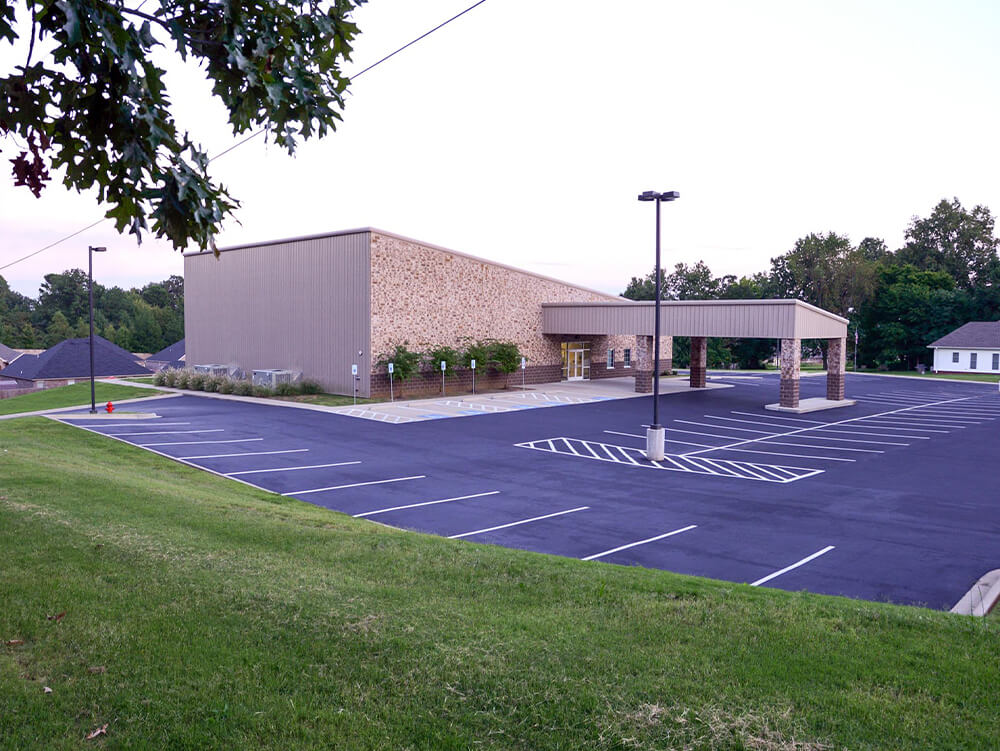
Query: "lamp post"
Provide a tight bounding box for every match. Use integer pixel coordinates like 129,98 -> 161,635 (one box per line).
637,190 -> 679,461
88,245 -> 107,413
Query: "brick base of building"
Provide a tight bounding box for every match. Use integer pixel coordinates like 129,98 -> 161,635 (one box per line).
826,372 -> 845,401
369,364 -> 563,400
780,378 -> 800,408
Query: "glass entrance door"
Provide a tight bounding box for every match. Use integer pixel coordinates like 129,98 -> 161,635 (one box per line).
567,349 -> 585,380
561,341 -> 591,380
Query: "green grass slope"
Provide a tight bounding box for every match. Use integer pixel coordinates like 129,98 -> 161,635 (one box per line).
0,382 -> 165,416
1,419 -> 996,749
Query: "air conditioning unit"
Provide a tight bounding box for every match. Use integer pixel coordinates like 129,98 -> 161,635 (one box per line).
193,364 -> 231,377
251,369 -> 301,388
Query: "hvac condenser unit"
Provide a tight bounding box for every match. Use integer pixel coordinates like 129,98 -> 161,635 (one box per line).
193,364 -> 231,377
251,369 -> 301,388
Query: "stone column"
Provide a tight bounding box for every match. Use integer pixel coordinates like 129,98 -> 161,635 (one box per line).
780,338 -> 801,408
826,336 -> 846,401
660,335 -> 674,375
690,336 -> 707,388
634,335 -> 653,393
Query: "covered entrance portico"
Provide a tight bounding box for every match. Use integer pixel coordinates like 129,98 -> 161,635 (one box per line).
542,299 -> 851,410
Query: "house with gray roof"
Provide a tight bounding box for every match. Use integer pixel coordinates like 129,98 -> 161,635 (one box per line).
145,338 -> 186,371
0,335 -> 152,386
0,342 -> 20,368
928,322 -> 1000,374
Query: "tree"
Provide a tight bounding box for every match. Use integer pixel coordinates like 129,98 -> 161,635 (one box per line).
769,232 -> 877,316
36,269 -> 92,328
1,0 -> 365,250
45,310 -> 72,346
623,261 -> 733,301
130,301 -> 163,353
895,198 -> 1000,291
73,317 -> 89,338
16,319 -> 37,347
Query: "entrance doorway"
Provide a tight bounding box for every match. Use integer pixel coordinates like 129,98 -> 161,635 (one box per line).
561,341 -> 591,381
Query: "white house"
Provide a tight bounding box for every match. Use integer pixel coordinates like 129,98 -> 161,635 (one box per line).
928,322 -> 1000,374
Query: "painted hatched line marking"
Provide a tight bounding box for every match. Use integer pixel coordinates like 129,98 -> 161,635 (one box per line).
582,525 -> 698,561
751,546 -> 836,587
283,475 -> 425,496
448,506 -> 589,540
515,437 -> 823,483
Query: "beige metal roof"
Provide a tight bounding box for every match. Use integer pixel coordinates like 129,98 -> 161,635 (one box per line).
542,299 -> 848,339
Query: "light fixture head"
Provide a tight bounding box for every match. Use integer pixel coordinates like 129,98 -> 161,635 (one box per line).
637,191 -> 657,202
660,191 -> 680,201
89,246 -> 107,252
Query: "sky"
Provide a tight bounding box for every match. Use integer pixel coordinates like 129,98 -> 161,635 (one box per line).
2,0 -> 1000,299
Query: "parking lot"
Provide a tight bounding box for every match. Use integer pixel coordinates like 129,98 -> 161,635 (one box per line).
55,373 -> 1000,611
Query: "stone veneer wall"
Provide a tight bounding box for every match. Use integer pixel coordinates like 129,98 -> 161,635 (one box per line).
369,232 -> 625,376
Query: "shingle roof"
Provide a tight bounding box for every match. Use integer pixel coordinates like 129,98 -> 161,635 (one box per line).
0,342 -> 20,363
0,336 -> 151,380
149,338 -> 185,362
928,321 -> 1000,349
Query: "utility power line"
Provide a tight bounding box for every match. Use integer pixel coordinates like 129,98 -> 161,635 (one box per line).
1,0 -> 489,273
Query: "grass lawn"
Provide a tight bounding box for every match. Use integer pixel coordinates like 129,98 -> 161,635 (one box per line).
858,370 -> 1000,384
2,420 -> 997,749
0,382 -> 166,416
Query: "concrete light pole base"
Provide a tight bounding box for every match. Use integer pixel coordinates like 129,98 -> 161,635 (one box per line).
646,426 -> 665,461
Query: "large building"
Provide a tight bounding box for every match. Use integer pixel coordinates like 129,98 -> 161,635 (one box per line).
184,228 -> 850,408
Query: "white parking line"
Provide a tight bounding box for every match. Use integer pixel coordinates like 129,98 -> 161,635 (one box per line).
664,428 -> 856,461
850,420 -> 951,432
142,438 -> 264,446
100,422 -> 191,428
706,417 -> 908,445
812,427 -> 930,440
226,461 -> 361,476
604,430 -> 715,449
182,448 -> 309,459
449,506 -> 589,540
750,546 -> 836,587
283,475 -> 425,496
354,491 -> 501,518
104,429 -> 225,436
582,524 -> 698,561
683,394 -> 976,458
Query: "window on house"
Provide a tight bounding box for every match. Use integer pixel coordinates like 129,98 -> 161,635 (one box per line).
624,348 -> 632,368
993,353 -> 999,370
607,349 -> 615,368
952,352 -> 959,363
970,353 -> 977,369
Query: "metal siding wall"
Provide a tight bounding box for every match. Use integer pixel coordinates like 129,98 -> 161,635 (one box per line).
184,232 -> 371,396
542,301 -> 844,339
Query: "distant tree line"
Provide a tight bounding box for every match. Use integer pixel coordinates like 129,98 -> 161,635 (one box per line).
0,271 -> 183,354
623,198 -> 1000,371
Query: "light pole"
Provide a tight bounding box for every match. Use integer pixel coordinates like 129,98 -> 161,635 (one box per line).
637,190 -> 679,461
848,307 -> 859,371
88,245 -> 107,413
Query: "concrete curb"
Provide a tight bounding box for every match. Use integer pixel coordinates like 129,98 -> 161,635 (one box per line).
950,569 -> 1000,616
848,371 -> 999,385
0,393 -> 180,421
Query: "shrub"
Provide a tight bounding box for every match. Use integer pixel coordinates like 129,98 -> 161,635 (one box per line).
152,370 -> 167,386
487,340 -> 523,374
231,379 -> 253,396
274,382 -> 298,396
298,380 -> 322,395
462,340 -> 492,370
376,343 -> 421,382
173,369 -> 191,389
203,375 -> 224,393
426,346 -> 461,377
253,385 -> 274,398
217,378 -> 235,394
187,372 -> 207,391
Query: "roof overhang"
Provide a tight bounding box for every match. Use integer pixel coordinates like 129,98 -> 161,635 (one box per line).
541,299 -> 848,339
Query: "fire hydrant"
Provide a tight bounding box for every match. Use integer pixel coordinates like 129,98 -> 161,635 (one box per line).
105,402 -> 114,413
